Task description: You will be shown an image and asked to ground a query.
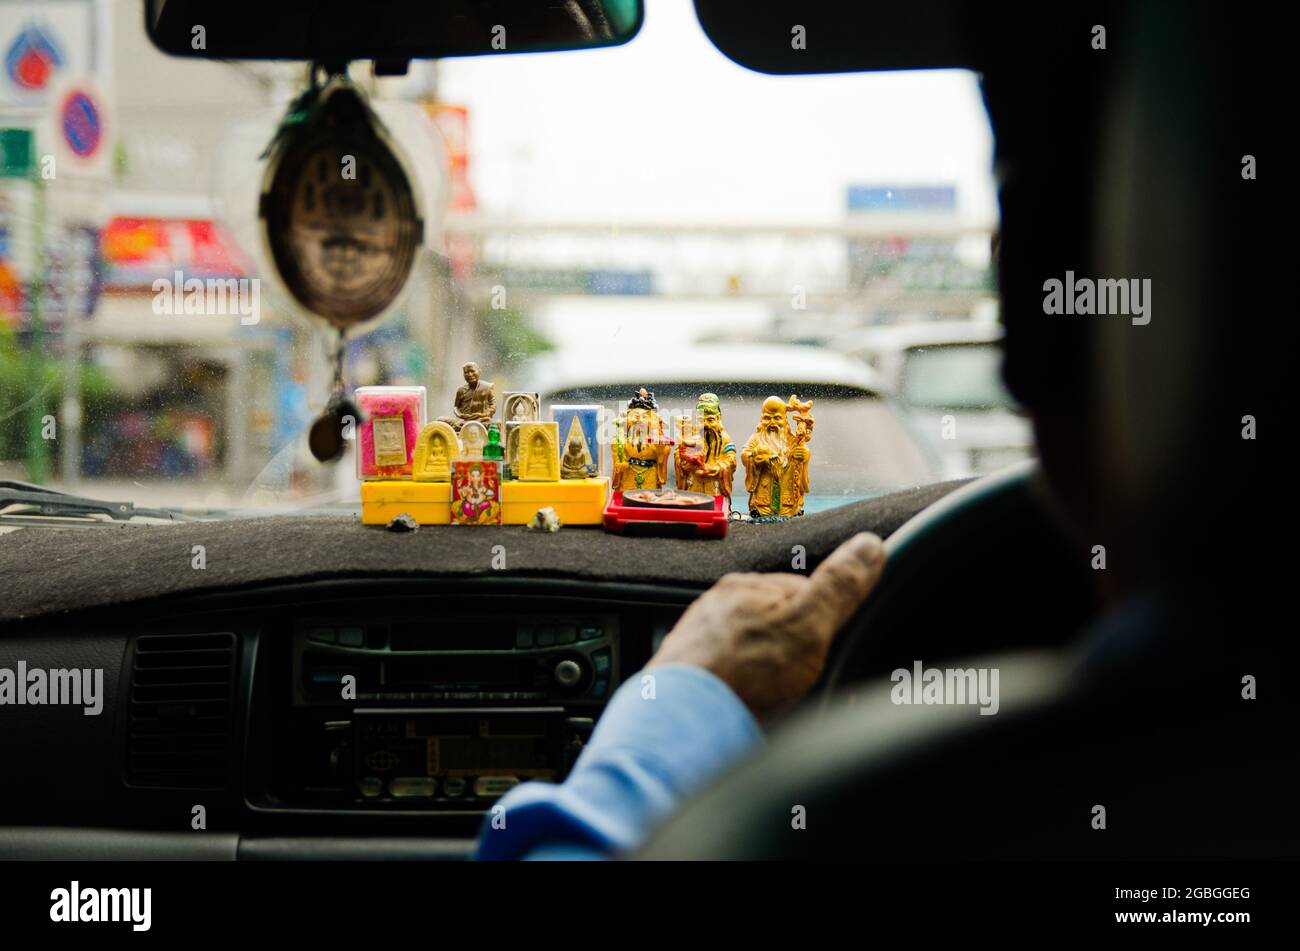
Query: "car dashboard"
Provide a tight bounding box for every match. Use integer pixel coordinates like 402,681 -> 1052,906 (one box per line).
0,481 -> 964,859
0,576 -> 699,859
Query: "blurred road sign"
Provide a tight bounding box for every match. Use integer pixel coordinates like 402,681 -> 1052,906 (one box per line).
99,216 -> 249,288
1,2 -> 102,113
3,16 -> 64,96
587,269 -> 653,295
4,225 -> 101,330
59,86 -> 100,157
49,77 -> 109,178
847,185 -> 958,214
0,125 -> 33,176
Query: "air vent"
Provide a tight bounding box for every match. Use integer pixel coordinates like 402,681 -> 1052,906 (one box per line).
127,633 -> 237,788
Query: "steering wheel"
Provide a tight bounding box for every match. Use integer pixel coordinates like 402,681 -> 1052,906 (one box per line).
636,460 -> 1100,859
821,459 -> 1096,698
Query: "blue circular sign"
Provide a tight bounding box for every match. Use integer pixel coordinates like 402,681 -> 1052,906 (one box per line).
60,90 -> 101,158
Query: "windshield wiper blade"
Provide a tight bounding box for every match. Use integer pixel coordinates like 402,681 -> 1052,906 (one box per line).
0,480 -> 196,523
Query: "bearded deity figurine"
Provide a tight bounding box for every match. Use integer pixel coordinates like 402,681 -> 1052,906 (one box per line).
741,394 -> 813,519
612,388 -> 674,492
675,392 -> 736,508
438,362 -> 496,432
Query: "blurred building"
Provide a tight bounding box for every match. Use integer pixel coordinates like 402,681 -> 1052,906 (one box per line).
0,0 -> 335,499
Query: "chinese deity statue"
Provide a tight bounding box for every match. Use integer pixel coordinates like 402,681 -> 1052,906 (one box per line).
675,392 -> 736,507
612,388 -> 673,492
438,361 -> 496,432
741,394 -> 814,518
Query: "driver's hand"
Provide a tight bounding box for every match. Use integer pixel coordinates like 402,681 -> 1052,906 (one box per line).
646,532 -> 885,719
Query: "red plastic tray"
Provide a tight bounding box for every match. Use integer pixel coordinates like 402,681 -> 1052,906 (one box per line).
602,491 -> 729,538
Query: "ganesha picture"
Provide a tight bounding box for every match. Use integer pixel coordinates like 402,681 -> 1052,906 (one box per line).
450,460 -> 502,525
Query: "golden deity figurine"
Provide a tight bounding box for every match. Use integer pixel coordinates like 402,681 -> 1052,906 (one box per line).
675,392 -> 737,508
612,388 -> 674,492
741,394 -> 814,518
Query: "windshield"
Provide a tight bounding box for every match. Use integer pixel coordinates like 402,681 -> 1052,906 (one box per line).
0,1 -> 1016,517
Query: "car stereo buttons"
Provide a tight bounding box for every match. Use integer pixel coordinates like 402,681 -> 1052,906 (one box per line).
473,776 -> 519,798
442,777 -> 467,798
389,777 -> 437,798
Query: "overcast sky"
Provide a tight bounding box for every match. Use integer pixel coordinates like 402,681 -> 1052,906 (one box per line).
438,0 -> 998,225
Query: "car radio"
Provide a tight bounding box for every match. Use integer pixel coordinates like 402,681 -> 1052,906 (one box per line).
267,613 -> 620,811
293,613 -> 617,706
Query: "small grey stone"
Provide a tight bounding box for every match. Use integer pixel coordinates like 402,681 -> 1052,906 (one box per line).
525,506 -> 562,533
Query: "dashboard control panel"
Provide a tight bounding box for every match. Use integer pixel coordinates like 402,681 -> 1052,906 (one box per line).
265,613 -> 620,811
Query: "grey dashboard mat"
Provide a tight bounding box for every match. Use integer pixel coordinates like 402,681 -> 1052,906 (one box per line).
0,480 -> 966,622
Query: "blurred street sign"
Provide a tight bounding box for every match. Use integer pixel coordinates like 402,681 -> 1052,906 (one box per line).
485,266 -> 655,296
59,86 -> 101,157
0,125 -> 33,176
1,2 -> 102,114
425,102 -> 476,281
847,185 -> 958,214
99,216 -> 249,288
424,103 -> 474,213
844,184 -> 983,293
3,225 -> 101,330
49,77 -> 109,178
587,270 -> 653,295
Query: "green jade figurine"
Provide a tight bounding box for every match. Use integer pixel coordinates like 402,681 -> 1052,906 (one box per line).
483,422 -> 505,462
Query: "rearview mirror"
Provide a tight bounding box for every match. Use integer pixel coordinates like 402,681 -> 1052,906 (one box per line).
145,0 -> 643,64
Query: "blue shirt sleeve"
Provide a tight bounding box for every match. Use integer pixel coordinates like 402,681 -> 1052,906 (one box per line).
475,664 -> 763,860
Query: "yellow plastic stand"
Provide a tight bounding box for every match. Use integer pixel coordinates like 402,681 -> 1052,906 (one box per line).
361,480 -> 451,525
361,478 -> 609,526
500,478 -> 608,525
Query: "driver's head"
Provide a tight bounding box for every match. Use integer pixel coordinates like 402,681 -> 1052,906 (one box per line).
983,4 -> 1255,596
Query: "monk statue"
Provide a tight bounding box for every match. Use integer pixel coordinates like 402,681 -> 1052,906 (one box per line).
438,362 -> 496,432
740,394 -> 813,518
675,392 -> 736,507
560,434 -> 590,480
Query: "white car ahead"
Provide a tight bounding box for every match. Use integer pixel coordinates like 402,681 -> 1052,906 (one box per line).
844,321 -> 1034,479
